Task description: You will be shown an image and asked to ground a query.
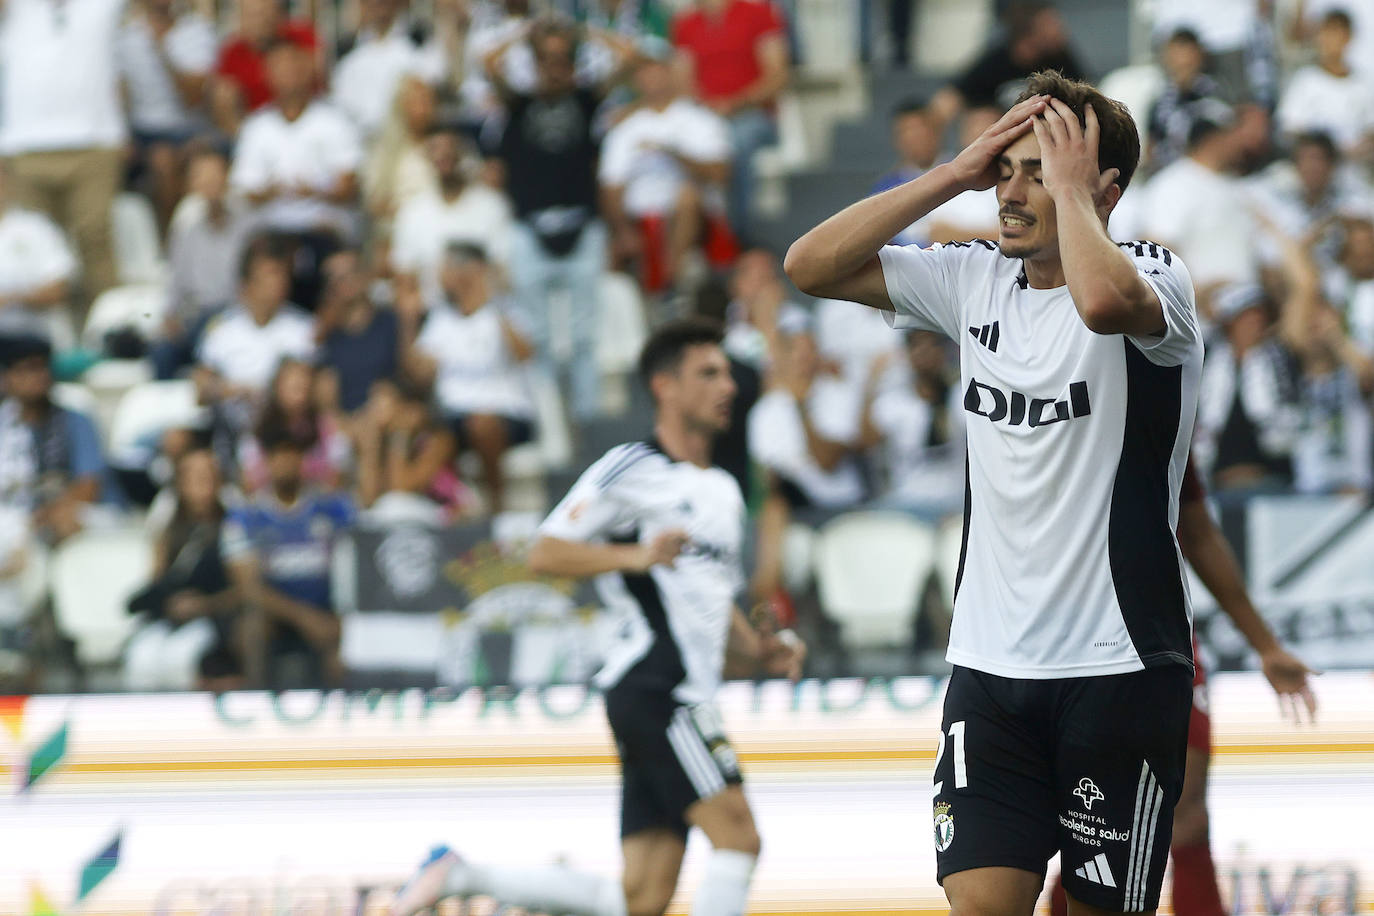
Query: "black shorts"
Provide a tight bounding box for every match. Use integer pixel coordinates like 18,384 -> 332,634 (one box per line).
448,413 -> 535,450
603,687 -> 743,839
933,665 -> 1191,912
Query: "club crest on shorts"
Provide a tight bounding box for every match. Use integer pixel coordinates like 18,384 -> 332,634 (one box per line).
1074,777 -> 1105,810
933,801 -> 955,852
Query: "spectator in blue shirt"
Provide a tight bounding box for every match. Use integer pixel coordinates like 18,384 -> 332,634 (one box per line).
315,247 -> 400,415
0,335 -> 111,543
870,98 -> 941,247
222,414 -> 355,688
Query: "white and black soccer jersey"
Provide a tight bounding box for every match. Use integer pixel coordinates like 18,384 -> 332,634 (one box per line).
538,440 -> 746,705
878,238 -> 1203,678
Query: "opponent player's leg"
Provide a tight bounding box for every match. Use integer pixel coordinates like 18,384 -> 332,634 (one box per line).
935,667 -> 1059,916
686,784 -> 762,916
389,847 -> 625,916
621,827 -> 687,916
1055,666 -> 1193,916
1168,690 -> 1226,916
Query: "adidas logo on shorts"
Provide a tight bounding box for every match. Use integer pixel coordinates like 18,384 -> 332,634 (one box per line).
1074,852 -> 1117,888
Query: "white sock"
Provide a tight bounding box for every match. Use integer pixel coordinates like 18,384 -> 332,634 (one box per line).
443,860 -> 627,916
691,850 -> 756,916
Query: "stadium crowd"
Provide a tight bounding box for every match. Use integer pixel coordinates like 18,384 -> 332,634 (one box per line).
1,0 -> 1372,693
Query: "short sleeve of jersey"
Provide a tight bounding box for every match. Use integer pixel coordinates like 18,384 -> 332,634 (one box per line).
228,119 -> 271,193
538,443 -> 655,542
1118,241 -> 1201,367
877,242 -> 979,339
598,122 -> 635,186
221,509 -> 255,563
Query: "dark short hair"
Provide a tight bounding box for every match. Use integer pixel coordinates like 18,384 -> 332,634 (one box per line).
1321,8 -> 1354,31
443,241 -> 489,265
1165,27 -> 1203,49
1015,70 -> 1142,192
0,334 -> 52,370
1293,129 -> 1340,162
238,232 -> 294,282
892,96 -> 932,120
529,15 -> 581,58
1185,97 -> 1236,150
255,413 -> 316,455
263,32 -> 312,57
637,318 -> 725,390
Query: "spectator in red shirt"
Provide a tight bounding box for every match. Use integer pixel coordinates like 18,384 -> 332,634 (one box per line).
672,0 -> 790,243
211,0 -> 321,137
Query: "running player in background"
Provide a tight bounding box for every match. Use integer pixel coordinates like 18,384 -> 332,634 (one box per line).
786,70 -> 1203,915
391,318 -> 805,916
1048,456 -> 1318,916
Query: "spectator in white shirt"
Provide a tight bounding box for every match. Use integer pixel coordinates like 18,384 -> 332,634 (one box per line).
1276,9 -> 1374,160
1292,0 -> 1374,83
332,0 -> 450,142
0,160 -> 77,354
600,53 -> 731,293
117,0 -> 219,236
391,125 -> 513,311
0,0 -> 127,310
1138,103 -> 1258,319
858,331 -> 965,519
747,311 -> 864,601
195,233 -> 316,431
403,243 -> 535,514
230,37 -> 364,311
152,147 -> 253,379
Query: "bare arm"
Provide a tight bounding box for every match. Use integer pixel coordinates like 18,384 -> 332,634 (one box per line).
1175,499 -> 1318,721
717,33 -> 789,114
500,315 -> 535,363
385,428 -> 457,494
0,279 -> 68,310
590,26 -> 643,99
1036,101 -> 1163,336
527,529 -> 687,578
227,557 -> 342,652
785,95 -> 1049,306
482,24 -> 530,104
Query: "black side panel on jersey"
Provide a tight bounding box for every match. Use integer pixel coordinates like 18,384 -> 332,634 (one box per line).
954,456 -> 972,600
1108,341 -> 1192,670
610,532 -> 687,692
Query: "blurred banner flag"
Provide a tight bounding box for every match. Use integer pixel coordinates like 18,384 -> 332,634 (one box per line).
76,831 -> 121,903
0,695 -> 26,741
24,722 -> 67,790
26,881 -> 57,916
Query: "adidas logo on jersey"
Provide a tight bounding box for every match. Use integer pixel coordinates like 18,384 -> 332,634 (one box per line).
968,321 -> 1000,352
963,377 -> 1092,427
1074,853 -> 1118,888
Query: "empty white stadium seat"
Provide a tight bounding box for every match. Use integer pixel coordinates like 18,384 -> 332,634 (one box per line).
50,528 -> 153,666
596,272 -> 648,376
363,491 -> 448,527
82,283 -> 168,350
51,381 -> 100,420
1098,65 -> 1165,134
814,511 -> 937,649
107,380 -> 208,468
112,192 -> 167,286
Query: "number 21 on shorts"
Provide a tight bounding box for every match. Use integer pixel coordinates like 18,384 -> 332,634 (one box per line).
933,720 -> 968,795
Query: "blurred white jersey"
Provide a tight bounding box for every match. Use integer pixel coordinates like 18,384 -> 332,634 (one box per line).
538,440 -> 745,705
879,239 -> 1203,678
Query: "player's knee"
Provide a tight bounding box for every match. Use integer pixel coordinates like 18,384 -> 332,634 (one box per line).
621,874 -> 673,916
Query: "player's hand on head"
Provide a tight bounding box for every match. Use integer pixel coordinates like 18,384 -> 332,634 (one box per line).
949,94 -> 1049,191
639,528 -> 689,571
1032,100 -> 1120,203
1260,646 -> 1319,724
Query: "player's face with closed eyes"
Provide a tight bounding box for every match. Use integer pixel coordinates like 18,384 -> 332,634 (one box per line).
672,344 -> 737,434
996,131 -> 1059,262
